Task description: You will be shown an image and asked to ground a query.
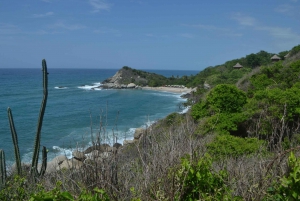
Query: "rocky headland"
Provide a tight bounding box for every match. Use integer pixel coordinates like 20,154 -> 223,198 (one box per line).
101,66 -> 149,89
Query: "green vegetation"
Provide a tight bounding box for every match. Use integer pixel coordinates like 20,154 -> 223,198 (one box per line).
265,152 -> 300,201
1,45 -> 300,200
174,154 -> 239,200
120,66 -> 194,87
207,135 -> 265,158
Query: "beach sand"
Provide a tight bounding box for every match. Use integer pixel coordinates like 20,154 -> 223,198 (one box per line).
141,86 -> 193,94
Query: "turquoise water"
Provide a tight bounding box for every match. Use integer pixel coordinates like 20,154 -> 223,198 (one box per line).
0,68 -> 197,164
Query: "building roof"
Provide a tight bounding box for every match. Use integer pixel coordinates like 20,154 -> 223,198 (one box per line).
284,52 -> 290,58
271,54 -> 281,60
233,63 -> 243,68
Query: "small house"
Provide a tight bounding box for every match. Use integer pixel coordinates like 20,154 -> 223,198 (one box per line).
233,63 -> 243,69
271,55 -> 281,62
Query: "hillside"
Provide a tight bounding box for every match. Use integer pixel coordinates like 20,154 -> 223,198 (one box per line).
2,44 -> 300,200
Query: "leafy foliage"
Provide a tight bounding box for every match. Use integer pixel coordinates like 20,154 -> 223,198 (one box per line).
290,44 -> 300,56
0,175 -> 40,201
265,152 -> 300,201
30,182 -> 110,201
175,154 -> 241,200
206,84 -> 247,113
207,135 -> 265,158
192,84 -> 247,120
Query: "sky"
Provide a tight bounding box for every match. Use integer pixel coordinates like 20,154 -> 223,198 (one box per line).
0,0 -> 300,70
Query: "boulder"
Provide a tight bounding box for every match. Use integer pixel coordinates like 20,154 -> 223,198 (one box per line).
102,83 -> 116,89
106,146 -> 117,153
72,150 -> 86,161
57,158 -> 83,170
85,150 -> 100,160
99,152 -> 112,160
123,140 -> 135,145
52,155 -> 68,164
11,162 -> 30,173
204,82 -> 210,89
134,128 -> 144,139
113,143 -> 122,149
84,144 -> 111,154
46,155 -> 68,173
127,83 -> 136,88
84,159 -> 97,166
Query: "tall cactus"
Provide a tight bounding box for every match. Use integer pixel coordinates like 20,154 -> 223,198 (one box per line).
5,59 -> 49,179
7,108 -> 22,175
0,149 -> 6,189
31,59 -> 48,176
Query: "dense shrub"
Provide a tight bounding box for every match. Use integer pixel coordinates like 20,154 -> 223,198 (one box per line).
174,154 -> 241,200
265,152 -> 300,200
206,84 -> 247,113
207,135 -> 265,158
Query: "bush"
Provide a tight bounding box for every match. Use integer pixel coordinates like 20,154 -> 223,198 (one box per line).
265,152 -> 300,200
30,182 -> 110,201
290,44 -> 300,56
175,154 -> 240,200
206,84 -> 247,113
207,135 -> 265,158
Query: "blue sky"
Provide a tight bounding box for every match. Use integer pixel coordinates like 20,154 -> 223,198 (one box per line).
1,0 -> 300,70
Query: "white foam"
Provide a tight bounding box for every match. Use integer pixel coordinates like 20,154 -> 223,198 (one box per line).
54,86 -> 68,89
78,85 -> 96,90
52,146 -> 73,159
78,82 -> 102,91
178,106 -> 190,114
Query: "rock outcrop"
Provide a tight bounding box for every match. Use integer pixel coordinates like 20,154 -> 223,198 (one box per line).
102,67 -> 146,89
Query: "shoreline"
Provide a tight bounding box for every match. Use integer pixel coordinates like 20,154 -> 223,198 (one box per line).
141,86 -> 193,94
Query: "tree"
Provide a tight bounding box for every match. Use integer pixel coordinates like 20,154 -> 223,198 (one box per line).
246,53 -> 261,68
206,84 -> 247,113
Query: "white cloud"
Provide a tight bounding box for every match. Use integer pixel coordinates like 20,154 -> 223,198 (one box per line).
32,12 -> 54,18
48,21 -> 86,30
231,13 -> 256,26
89,0 -> 112,13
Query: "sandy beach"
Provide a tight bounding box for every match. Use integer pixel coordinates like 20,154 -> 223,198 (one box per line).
141,86 -> 193,94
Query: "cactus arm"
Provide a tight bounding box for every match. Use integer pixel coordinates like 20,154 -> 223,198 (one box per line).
0,149 -> 7,189
31,59 -> 48,175
39,146 -> 47,176
7,108 -> 22,175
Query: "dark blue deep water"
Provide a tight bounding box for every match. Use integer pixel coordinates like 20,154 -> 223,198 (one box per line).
0,68 -> 198,164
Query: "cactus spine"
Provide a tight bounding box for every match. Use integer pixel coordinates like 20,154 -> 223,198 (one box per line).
7,108 -> 22,175
0,149 -> 6,189
31,59 -> 48,176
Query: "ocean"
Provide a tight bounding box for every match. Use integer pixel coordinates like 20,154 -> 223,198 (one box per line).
0,68 -> 198,165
